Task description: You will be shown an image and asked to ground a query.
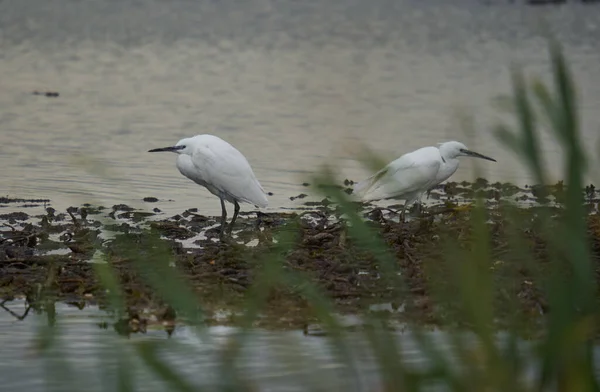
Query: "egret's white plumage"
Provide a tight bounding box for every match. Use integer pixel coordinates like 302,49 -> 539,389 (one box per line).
149,134 -> 268,239
354,141 -> 496,220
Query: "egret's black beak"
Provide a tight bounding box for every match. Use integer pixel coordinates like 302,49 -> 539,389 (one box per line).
462,149 -> 496,162
148,145 -> 185,153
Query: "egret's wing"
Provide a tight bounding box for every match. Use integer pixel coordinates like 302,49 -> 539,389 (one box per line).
190,142 -> 268,208
354,154 -> 440,202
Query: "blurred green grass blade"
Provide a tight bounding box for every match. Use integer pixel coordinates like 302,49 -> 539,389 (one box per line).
410,328 -> 465,392
493,124 -> 520,155
447,327 -> 483,388
118,348 -> 135,392
94,256 -> 126,317
499,332 -> 524,391
512,67 -> 546,186
97,336 -> 135,392
549,39 -> 591,287
30,264 -> 78,392
550,40 -> 578,144
214,253 -> 285,385
311,166 -> 402,292
94,258 -> 133,392
363,322 -> 413,391
214,223 -> 315,391
441,202 -> 495,349
548,38 -> 593,310
530,77 -> 557,132
440,199 -> 524,390
225,222 -> 296,353
39,324 -> 78,392
466,200 -> 495,345
494,72 -> 546,185
490,94 -> 516,115
499,205 -> 544,334
282,270 -> 361,390
491,39 -> 597,390
524,39 -> 598,392
137,341 -> 200,392
215,222 -> 359,391
238,223 -> 295,327
116,228 -> 205,327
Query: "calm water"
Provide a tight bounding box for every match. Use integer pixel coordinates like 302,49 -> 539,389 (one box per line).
1,0 -> 600,218
0,300 -> 539,392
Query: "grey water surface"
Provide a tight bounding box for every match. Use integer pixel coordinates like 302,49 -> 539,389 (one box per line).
0,300 -> 536,392
1,0 -> 599,217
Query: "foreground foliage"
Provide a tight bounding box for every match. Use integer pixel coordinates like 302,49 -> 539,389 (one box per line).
1,39 -> 599,391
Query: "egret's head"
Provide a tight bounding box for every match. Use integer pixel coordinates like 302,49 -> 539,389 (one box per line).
148,138 -> 192,155
438,141 -> 496,162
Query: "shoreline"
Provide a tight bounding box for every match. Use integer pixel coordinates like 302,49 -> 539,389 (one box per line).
1,179 -> 599,337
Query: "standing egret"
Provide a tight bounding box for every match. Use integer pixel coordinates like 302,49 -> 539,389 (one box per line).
353,141 -> 496,221
148,134 -> 268,240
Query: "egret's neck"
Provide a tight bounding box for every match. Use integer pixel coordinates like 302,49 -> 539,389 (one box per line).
438,146 -> 457,162
441,154 -> 459,165
437,156 -> 460,184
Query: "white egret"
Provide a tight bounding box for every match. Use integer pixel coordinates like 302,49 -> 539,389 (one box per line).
353,141 -> 496,221
148,134 -> 268,239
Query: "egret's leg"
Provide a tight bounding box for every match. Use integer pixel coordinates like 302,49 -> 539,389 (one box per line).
416,201 -> 423,216
413,193 -> 425,217
400,196 -> 419,222
219,198 -> 228,240
227,201 -> 241,235
400,202 -> 408,223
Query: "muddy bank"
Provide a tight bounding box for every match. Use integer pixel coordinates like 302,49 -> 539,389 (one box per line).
1,180 -> 599,337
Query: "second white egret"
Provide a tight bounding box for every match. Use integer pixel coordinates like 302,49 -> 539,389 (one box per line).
353,141 -> 496,221
149,134 -> 268,240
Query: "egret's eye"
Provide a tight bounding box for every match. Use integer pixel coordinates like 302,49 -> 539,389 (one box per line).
459,148 -> 467,153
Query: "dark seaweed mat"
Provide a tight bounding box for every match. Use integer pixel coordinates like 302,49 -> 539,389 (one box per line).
1,180 -> 600,335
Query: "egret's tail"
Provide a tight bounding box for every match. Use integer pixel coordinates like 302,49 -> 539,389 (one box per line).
232,178 -> 269,209
248,185 -> 269,208
255,190 -> 269,208
353,177 -> 374,198
353,168 -> 388,201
